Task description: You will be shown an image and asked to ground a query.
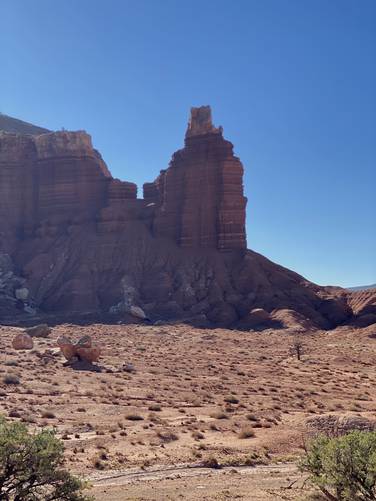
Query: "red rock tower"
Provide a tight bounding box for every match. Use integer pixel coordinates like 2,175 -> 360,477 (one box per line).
144,106 -> 247,250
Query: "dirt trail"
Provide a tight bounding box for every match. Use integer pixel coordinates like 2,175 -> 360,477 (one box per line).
89,462 -> 299,487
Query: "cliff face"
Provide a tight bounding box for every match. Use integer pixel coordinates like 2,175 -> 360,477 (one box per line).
0,131 -> 137,250
0,107 -> 361,329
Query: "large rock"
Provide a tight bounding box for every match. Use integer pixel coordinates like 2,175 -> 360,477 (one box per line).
57,336 -> 76,360
25,324 -> 51,338
237,308 -> 271,329
57,335 -> 101,364
12,332 -> 33,350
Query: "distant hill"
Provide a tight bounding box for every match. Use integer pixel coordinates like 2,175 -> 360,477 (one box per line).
0,113 -> 50,135
348,284 -> 376,291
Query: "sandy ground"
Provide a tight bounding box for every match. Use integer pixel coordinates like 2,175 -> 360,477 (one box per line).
1,321 -> 375,500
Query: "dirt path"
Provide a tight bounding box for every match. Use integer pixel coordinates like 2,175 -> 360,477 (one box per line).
87,462 -> 308,500
89,462 -> 298,487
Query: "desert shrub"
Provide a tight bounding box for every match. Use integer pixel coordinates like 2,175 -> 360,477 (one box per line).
300,431 -> 376,500
41,410 -> 56,419
0,416 -> 91,500
210,410 -> 228,419
3,374 -> 20,385
157,430 -> 179,442
238,426 -> 255,439
192,431 -> 204,440
224,396 -> 239,404
201,456 -> 221,469
125,413 -> 143,421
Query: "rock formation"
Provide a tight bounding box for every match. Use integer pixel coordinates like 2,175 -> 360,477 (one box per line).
0,108 -> 367,330
144,106 -> 247,250
346,288 -> 376,327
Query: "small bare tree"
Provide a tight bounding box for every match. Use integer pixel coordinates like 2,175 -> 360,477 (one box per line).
290,336 -> 305,361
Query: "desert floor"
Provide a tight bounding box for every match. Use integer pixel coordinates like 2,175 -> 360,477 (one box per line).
1,321 -> 375,500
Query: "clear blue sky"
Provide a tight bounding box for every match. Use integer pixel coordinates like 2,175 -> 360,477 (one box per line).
1,0 -> 375,287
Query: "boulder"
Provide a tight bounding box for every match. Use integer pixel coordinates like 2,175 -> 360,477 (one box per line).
12,332 -> 33,350
238,308 -> 271,329
57,335 -> 101,364
129,305 -> 147,320
15,287 -> 29,300
25,324 -> 51,338
57,336 -> 76,360
75,346 -> 101,363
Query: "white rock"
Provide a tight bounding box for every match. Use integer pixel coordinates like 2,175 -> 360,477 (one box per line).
129,305 -> 147,320
15,287 -> 29,300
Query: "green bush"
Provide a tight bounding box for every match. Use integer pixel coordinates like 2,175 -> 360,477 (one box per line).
300,430 -> 376,500
0,416 -> 91,500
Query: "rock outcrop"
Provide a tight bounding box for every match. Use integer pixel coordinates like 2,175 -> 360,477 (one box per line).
0,107 -> 364,329
144,106 -> 247,250
346,288 -> 376,327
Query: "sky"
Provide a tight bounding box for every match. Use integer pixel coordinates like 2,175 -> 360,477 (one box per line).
1,0 -> 375,287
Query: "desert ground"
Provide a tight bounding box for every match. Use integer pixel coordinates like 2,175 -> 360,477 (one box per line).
1,321 -> 375,500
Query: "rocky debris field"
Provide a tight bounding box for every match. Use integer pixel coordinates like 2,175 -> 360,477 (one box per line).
0,321 -> 375,499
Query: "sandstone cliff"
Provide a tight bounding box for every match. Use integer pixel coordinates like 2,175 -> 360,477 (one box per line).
0,107 -> 367,329
144,106 -> 247,251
